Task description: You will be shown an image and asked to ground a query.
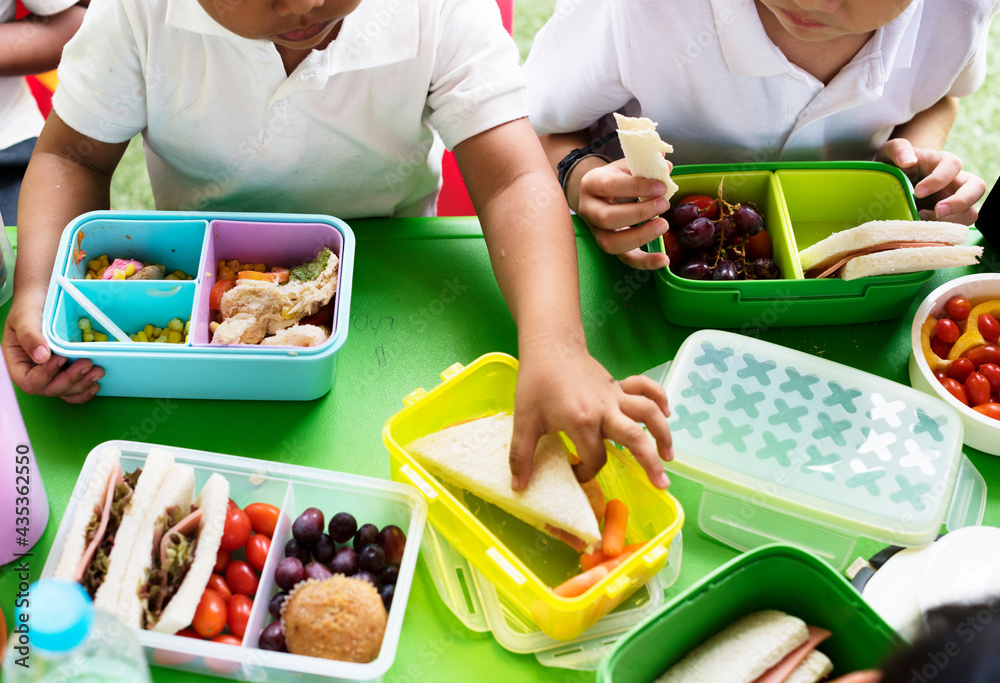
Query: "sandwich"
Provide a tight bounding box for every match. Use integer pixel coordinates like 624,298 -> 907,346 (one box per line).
53,446 -> 178,610
404,412 -> 602,550
656,610 -> 834,683
614,112 -> 679,202
799,220 -> 983,281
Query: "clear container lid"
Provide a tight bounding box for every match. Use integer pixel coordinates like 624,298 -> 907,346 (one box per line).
658,330 -> 973,547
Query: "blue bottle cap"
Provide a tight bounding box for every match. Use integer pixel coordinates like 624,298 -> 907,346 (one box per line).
15,580 -> 94,653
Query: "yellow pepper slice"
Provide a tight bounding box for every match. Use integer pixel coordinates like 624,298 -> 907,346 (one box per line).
921,315 -> 949,371
947,300 -> 1000,360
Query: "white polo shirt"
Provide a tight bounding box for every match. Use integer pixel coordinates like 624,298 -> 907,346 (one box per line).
54,0 -> 526,217
0,0 -> 78,150
523,0 -> 999,165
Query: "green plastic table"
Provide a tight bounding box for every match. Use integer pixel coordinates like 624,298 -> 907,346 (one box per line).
1,219 -> 998,683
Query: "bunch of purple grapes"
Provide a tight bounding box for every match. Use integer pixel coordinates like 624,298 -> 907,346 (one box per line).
665,198 -> 781,281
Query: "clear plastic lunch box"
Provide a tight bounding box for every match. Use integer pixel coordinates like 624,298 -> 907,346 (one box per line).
40,441 -> 427,683
420,521 -> 682,670
649,330 -> 986,571
382,353 -> 685,642
41,211 -> 355,400
648,161 -> 935,328
599,544 -> 905,683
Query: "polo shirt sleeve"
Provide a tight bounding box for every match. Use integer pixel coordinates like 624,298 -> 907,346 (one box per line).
20,0 -> 78,15
52,0 -> 147,144
521,0 -> 631,135
946,0 -> 1000,97
427,0 -> 528,150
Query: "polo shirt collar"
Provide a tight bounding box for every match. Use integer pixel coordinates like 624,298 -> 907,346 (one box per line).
164,0 -> 419,72
709,0 -> 921,79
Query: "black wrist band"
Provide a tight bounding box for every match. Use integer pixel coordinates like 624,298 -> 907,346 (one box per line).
557,132 -> 618,192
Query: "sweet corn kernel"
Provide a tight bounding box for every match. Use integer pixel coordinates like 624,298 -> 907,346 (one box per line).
97,267 -> 108,278
99,254 -> 109,264
165,274 -> 178,280
209,321 -> 220,333
87,259 -> 102,271
184,320 -> 190,334
84,272 -> 95,279
112,270 -> 125,280
280,305 -> 295,320
154,334 -> 168,343
78,318 -> 92,330
152,327 -> 163,337
137,330 -> 149,342
124,263 -> 136,276
130,334 -> 140,342
93,332 -> 108,342
168,318 -> 183,332
82,331 -> 95,342
172,270 -> 186,279
167,330 -> 182,344
226,259 -> 240,271
144,324 -> 154,337
253,263 -> 266,272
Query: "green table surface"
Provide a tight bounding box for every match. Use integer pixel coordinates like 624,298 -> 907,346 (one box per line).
2,218 -> 998,683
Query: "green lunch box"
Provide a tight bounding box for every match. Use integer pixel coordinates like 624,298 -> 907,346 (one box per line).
598,544 -> 906,683
649,161 -> 933,329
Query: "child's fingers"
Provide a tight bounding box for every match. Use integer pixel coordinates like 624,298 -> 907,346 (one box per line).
587,216 -> 667,255
932,172 -> 986,222
619,375 -> 670,416
618,393 -> 672,461
601,411 -> 669,488
585,161 -> 669,201
617,248 -> 670,271
877,138 -> 918,169
913,153 -> 963,199
509,415 -> 542,491
33,358 -> 100,399
567,424 -> 608,485
582,195 -> 667,232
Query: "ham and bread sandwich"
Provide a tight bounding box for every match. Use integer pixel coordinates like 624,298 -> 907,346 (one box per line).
614,112 -> 678,202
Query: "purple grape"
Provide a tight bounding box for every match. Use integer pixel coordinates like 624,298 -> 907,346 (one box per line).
258,622 -> 287,652
268,591 -> 288,619
733,205 -> 763,236
380,565 -> 399,586
312,533 -> 336,565
380,583 -> 395,611
712,260 -> 739,281
354,571 -> 379,589
328,512 -> 358,544
292,507 -> 325,545
274,557 -> 304,591
329,547 -> 360,576
304,561 -> 334,582
353,523 -> 380,551
378,525 -> 407,565
284,538 -> 311,564
749,258 -> 781,280
359,544 -> 386,575
678,261 -> 712,280
719,216 -> 738,244
667,203 -> 700,229
676,217 -> 715,250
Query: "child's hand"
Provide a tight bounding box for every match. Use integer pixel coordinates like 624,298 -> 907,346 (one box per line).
877,139 -> 986,224
576,159 -> 672,270
508,339 -> 673,491
2,291 -> 103,403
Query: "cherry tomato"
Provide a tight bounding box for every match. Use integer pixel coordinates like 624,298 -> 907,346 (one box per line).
677,194 -> 718,220
221,507 -> 252,551
175,628 -> 202,639
206,574 -> 233,603
933,369 -> 948,382
227,498 -> 239,510
745,228 -> 773,260
214,548 -> 232,574
661,230 -> 684,266
153,649 -> 197,666
245,534 -> 271,573
225,560 -> 260,596
979,313 -> 1000,345
973,403 -> 1000,421
211,634 -> 243,646
979,364 -> 1000,396
947,358 -> 976,384
965,372 -> 992,407
244,502 -> 281,537
939,377 -> 969,405
192,589 -> 227,638
226,594 -> 253,639
934,318 -> 960,344
964,344 -> 1000,368
930,336 -> 952,360
945,296 -> 972,322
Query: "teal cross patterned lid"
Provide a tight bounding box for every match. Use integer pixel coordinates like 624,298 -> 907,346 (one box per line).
661,330 -> 966,546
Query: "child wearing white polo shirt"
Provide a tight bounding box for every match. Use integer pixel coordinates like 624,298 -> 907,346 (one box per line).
0,0 -> 85,224
2,0 -> 675,490
523,0 -> 998,269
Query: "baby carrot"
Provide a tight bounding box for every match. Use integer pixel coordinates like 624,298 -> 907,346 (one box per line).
553,565 -> 609,598
580,542 -> 647,572
602,499 -> 629,557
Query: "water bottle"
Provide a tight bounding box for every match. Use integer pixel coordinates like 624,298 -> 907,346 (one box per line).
2,579 -> 152,682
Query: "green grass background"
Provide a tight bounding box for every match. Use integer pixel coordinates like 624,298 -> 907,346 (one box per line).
109,0 -> 1000,209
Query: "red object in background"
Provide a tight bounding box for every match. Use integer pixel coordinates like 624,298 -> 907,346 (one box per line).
15,0 -> 56,117
436,0 -> 513,216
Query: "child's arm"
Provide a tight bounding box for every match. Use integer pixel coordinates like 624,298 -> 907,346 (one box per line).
2,112 -> 129,402
455,117 -> 673,490
0,5 -> 86,77
539,132 -> 671,270
877,96 -> 986,224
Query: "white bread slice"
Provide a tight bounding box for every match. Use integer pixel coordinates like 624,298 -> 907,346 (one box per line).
798,220 -> 969,271
655,610 -> 809,683
840,245 -> 983,280
53,445 -> 122,580
404,413 -> 601,546
152,472 -> 230,634
95,448 -> 182,627
614,112 -> 679,201
785,650 -> 835,683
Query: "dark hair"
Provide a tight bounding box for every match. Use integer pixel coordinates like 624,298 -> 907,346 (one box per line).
879,602 -> 1000,683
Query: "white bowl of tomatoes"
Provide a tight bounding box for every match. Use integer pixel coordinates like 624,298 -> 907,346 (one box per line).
909,273 -> 1000,455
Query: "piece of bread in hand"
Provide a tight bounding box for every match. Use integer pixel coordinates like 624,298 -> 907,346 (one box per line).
614,112 -> 678,202
404,413 -> 602,548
